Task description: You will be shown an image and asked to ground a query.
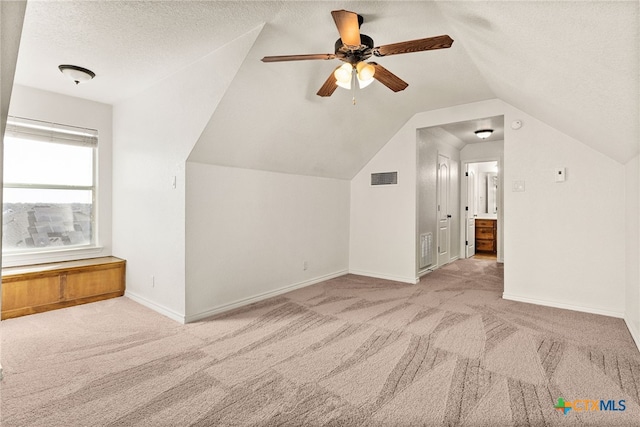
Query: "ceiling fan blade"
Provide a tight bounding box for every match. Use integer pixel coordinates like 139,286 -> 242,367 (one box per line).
331,9 -> 361,47
317,67 -> 340,97
261,53 -> 336,62
370,63 -> 408,92
374,35 -> 454,57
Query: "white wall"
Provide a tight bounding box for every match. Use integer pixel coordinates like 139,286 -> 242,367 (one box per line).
5,85 -> 113,266
1,2 -> 27,261
0,0 -> 25,135
503,108 -> 625,317
350,99 -> 627,317
185,162 -> 350,322
349,123 -> 418,284
112,26 -> 293,322
1,0 -> 27,380
625,156 -> 640,349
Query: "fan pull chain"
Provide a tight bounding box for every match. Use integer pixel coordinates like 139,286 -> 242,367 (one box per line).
351,67 -> 357,105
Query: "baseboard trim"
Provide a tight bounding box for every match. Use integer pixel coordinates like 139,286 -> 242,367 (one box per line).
348,269 -> 419,285
185,270 -> 348,323
624,316 -> 640,352
125,291 -> 186,324
502,293 -> 624,319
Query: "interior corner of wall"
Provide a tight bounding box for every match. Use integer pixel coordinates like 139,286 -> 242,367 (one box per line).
624,315 -> 640,352
125,290 -> 187,324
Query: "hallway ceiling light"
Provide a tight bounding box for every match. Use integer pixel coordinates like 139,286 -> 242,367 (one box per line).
58,65 -> 95,85
475,129 -> 493,139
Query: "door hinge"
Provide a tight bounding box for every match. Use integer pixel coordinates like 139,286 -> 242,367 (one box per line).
465,172 -> 469,177
465,240 -> 468,246
465,206 -> 469,211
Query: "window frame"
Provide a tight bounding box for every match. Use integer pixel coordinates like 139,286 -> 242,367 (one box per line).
2,116 -> 101,265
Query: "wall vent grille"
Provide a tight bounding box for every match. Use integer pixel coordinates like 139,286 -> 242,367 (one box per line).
371,171 -> 398,186
420,233 -> 433,269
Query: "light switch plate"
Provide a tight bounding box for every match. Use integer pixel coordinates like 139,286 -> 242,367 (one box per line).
512,180 -> 525,192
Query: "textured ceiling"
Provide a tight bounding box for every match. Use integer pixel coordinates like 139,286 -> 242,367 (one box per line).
189,2 -> 494,178
11,1 -> 639,179
436,1 -> 639,164
13,1 -> 280,103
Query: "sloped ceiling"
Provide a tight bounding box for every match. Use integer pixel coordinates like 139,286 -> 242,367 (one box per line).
188,2 -> 493,178
436,1 -> 639,164
12,1 -> 639,180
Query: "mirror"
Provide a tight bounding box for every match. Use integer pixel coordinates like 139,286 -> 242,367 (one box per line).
467,161 -> 498,218
487,173 -> 498,215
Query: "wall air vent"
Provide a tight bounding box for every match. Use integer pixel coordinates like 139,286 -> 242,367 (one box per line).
371,171 -> 398,186
419,233 -> 433,269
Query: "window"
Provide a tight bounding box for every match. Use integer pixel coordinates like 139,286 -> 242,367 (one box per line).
2,116 -> 98,255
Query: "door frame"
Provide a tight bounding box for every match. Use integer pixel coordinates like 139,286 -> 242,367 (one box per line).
460,157 -> 503,262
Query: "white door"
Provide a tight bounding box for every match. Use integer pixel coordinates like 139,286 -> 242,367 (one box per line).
466,168 -> 476,258
437,154 -> 451,266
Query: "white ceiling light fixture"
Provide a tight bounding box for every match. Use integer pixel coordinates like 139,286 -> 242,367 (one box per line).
334,63 -> 352,90
474,129 -> 493,139
334,61 -> 376,91
58,64 -> 95,85
355,61 -> 375,88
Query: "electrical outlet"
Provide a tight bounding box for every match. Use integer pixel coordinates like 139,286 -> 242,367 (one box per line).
303,261 -> 308,271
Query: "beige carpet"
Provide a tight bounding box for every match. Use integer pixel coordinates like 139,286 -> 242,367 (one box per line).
2,259 -> 639,426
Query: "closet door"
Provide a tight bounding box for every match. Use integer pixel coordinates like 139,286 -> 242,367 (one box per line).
466,168 -> 476,258
437,154 -> 451,266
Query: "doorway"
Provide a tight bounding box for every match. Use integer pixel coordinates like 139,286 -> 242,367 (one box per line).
463,160 -> 500,261
416,115 -> 504,278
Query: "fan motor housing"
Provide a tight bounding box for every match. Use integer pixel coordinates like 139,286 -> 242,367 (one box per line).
335,34 -> 374,64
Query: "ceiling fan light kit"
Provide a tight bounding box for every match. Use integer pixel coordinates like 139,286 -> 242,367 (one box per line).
261,9 -> 454,102
334,62 -> 376,91
334,63 -> 353,89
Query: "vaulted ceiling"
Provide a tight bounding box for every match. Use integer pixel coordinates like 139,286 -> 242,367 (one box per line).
12,1 -> 639,179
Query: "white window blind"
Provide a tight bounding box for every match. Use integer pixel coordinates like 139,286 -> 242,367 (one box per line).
5,116 -> 98,147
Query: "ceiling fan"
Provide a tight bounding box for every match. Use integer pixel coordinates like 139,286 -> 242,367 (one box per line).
261,9 -> 454,98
